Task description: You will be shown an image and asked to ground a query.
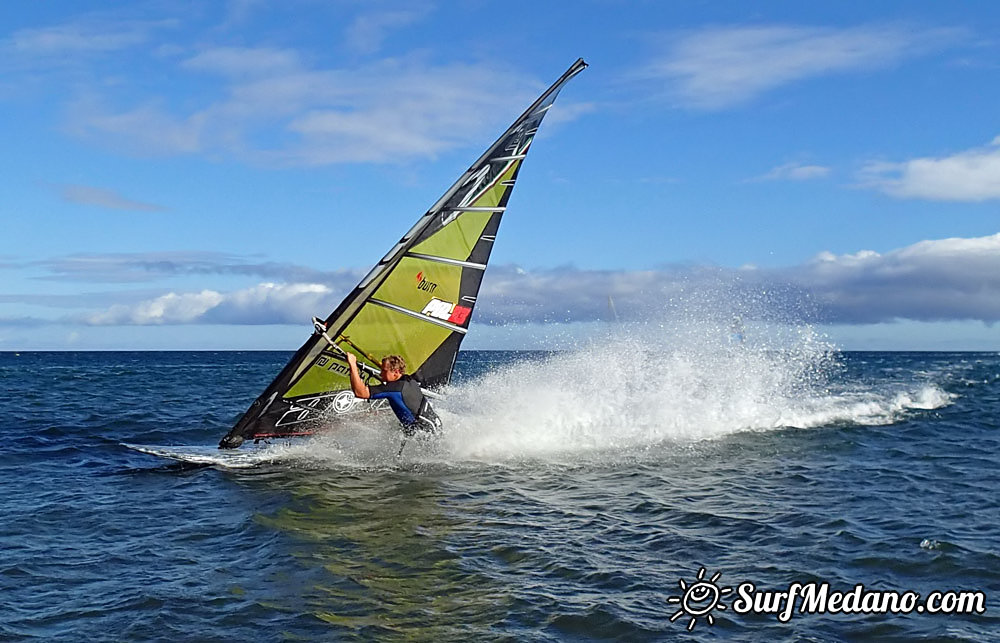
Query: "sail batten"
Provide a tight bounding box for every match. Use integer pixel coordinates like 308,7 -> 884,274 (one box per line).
219,58 -> 587,448
369,299 -> 470,334
406,253 -> 487,269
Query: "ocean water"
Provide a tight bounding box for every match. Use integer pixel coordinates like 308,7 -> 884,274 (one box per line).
1,344 -> 999,641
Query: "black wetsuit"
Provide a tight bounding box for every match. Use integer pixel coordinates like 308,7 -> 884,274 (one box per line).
369,375 -> 441,435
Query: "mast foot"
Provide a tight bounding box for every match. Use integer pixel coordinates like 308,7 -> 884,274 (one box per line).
219,434 -> 244,449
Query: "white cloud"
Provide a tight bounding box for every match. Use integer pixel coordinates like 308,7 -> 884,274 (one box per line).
859,136 -> 1000,201
344,8 -> 429,55
56,184 -> 167,212
753,162 -> 831,182
643,24 -> 961,109
9,10 -> 586,166
181,46 -> 302,77
212,282 -> 335,323
88,290 -> 225,325
68,59 -> 544,165
540,101 -> 599,129
9,24 -> 141,55
71,98 -> 206,155
85,283 -> 335,325
3,18 -> 175,58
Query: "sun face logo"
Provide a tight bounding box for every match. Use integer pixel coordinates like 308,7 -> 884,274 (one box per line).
667,567 -> 732,631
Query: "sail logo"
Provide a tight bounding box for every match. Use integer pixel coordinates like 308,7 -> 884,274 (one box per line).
415,271 -> 438,294
422,298 -> 471,325
317,356 -> 352,377
442,165 -> 492,226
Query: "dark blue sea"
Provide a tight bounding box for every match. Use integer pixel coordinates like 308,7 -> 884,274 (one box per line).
2,348 -> 998,641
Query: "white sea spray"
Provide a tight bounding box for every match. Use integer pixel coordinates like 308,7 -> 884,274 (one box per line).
301,288 -> 953,466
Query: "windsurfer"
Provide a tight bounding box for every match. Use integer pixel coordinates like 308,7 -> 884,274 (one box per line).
216,59 -> 585,450
345,352 -> 441,436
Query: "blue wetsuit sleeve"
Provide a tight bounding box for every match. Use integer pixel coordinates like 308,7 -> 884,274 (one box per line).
369,387 -> 417,425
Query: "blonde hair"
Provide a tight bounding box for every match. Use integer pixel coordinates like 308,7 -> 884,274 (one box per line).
381,355 -> 406,374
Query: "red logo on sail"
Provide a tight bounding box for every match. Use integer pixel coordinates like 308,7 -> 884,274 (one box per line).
422,298 -> 471,325
416,272 -> 439,293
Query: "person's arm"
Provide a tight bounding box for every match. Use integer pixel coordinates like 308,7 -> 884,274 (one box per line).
345,352 -> 370,399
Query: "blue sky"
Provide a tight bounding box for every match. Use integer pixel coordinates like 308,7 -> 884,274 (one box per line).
4,1 -> 1000,350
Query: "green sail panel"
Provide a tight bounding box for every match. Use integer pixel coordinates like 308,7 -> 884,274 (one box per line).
373,257 -> 465,320
284,303 -> 453,399
219,58 -> 587,448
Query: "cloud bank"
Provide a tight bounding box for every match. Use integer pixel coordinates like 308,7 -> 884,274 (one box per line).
42,233 -> 1000,328
796,234 -> 1000,322
29,251 -> 364,284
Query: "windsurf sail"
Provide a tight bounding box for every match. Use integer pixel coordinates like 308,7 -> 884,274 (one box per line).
220,58 -> 587,448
